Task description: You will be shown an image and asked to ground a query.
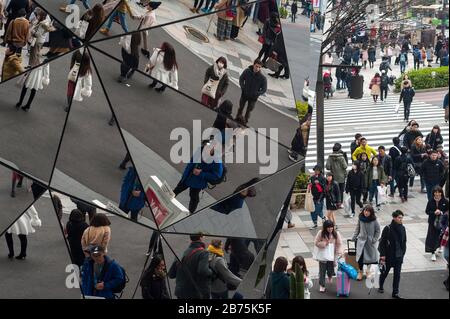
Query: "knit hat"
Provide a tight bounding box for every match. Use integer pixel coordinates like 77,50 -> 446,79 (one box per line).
332,143 -> 342,152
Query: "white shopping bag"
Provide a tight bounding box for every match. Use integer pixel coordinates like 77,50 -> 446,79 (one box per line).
343,193 -> 351,215
377,185 -> 388,205
313,243 -> 335,262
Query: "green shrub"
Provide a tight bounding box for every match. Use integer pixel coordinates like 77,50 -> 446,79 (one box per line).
295,172 -> 309,191
394,66 -> 449,92
296,100 -> 309,120
279,6 -> 289,19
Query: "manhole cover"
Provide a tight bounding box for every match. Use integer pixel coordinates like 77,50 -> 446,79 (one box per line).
183,25 -> 210,43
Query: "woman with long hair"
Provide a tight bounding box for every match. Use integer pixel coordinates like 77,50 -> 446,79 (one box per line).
367,156 -> 387,209
146,42 -> 178,92
81,213 -> 111,257
369,72 -> 381,103
140,254 -> 170,299
314,220 -> 343,293
65,209 -> 89,268
352,205 -> 380,281
324,172 -> 341,228
66,50 -> 92,112
288,256 -> 313,299
425,125 -> 444,151
425,186 -> 449,262
118,32 -> 141,83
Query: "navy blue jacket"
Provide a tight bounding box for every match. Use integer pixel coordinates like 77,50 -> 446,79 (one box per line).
120,167 -> 145,212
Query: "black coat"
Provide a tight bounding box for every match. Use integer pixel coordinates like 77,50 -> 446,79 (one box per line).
422,159 -> 445,185
378,221 -> 407,262
425,132 -> 444,150
399,87 -> 415,104
204,65 -> 229,98
394,154 -> 414,178
345,170 -> 364,192
425,198 -> 449,253
141,273 -> 170,299
325,181 -> 340,206
239,66 -> 267,100
66,220 -> 89,267
389,145 -> 402,163
378,154 -> 393,177
309,174 -> 326,202
403,130 -> 423,149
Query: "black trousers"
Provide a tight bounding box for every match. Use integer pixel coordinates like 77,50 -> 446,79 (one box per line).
258,43 -> 273,63
379,257 -> 403,295
5,233 -> 27,257
173,181 -> 201,213
18,86 -> 37,108
350,190 -> 362,214
237,95 -> 257,123
120,48 -> 139,78
403,101 -> 411,121
397,175 -> 409,199
338,182 -> 345,203
194,0 -> 204,8
380,87 -> 388,101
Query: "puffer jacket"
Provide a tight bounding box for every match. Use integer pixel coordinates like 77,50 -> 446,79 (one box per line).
326,152 -> 348,183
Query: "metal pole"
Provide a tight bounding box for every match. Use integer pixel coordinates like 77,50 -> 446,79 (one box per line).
316,65 -> 325,168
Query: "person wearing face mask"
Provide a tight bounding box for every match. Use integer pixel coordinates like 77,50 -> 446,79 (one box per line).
201,56 -> 229,109
345,163 -> 364,217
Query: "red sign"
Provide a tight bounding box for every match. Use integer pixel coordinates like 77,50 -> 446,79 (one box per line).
146,188 -> 169,226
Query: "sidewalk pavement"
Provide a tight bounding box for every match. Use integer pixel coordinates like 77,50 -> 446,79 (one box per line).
275,182 -> 448,280
157,0 -> 297,113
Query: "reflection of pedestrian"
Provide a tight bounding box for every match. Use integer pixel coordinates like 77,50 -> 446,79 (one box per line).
4,8 -> 29,54
81,213 -> 111,256
65,209 -> 89,268
139,1 -> 160,58
268,33 -> 289,79
140,254 -> 170,299
5,205 -> 41,260
1,46 -> 24,82
225,238 -> 255,277
100,0 -> 137,36
119,167 -> 145,221
201,57 -> 229,109
118,33 -> 141,83
236,59 -> 267,125
210,178 -> 258,215
146,42 -> 178,92
10,171 -> 24,198
173,143 -> 224,213
66,50 -> 93,112
83,4 -> 105,40
71,198 -> 97,222
257,12 -> 280,64
215,0 -> 235,41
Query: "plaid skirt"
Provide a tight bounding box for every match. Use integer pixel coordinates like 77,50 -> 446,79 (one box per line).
217,18 -> 232,40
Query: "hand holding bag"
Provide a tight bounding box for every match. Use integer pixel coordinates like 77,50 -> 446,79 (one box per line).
305,187 -> 315,212
201,78 -> 219,98
313,243 -> 335,262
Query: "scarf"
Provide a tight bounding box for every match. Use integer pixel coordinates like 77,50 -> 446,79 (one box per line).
359,215 -> 374,223
213,63 -> 227,80
207,245 -> 224,257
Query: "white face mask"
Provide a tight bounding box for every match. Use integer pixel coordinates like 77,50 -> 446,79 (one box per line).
217,62 -> 224,69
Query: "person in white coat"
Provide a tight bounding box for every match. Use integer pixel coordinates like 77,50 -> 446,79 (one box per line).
146,42 -> 178,92
66,50 -> 92,112
5,205 -> 42,260
139,1 -> 160,58
15,54 -> 50,111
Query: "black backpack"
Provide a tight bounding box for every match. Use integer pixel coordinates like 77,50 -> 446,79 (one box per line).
381,75 -> 389,87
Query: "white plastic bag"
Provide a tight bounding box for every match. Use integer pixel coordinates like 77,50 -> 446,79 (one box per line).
377,185 -> 387,205
343,193 -> 351,215
313,243 -> 335,262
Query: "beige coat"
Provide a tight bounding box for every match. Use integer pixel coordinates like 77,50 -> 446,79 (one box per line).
81,225 -> 111,256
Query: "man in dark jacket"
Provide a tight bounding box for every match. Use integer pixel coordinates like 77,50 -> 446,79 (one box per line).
268,33 -> 289,79
81,245 -> 125,299
174,142 -> 224,213
378,145 -> 393,194
380,70 -> 389,102
378,210 -> 407,299
379,57 -> 392,73
237,59 -> 267,125
343,43 -> 352,65
399,81 -> 415,122
168,234 -> 212,299
422,150 -> 445,201
291,1 -> 298,23
435,39 -> 443,64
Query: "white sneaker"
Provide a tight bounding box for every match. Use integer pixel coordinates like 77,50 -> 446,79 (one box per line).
437,247 -> 442,255
431,253 -> 437,261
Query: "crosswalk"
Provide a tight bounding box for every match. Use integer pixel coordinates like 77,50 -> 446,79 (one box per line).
305,94 -> 449,171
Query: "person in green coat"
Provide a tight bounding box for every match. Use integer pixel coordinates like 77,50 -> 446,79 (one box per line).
326,143 -> 348,206
367,157 -> 387,209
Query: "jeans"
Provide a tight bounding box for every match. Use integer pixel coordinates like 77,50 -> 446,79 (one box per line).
409,172 -> 425,189
400,61 -> 406,73
106,11 -> 128,32
369,180 -> 380,206
70,0 -> 90,9
379,257 -> 403,295
173,181 -> 201,213
310,200 -> 324,224
319,261 -> 335,287
350,190 -> 362,214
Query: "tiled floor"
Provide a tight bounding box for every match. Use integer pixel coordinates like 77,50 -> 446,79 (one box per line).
276,183 -> 448,279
